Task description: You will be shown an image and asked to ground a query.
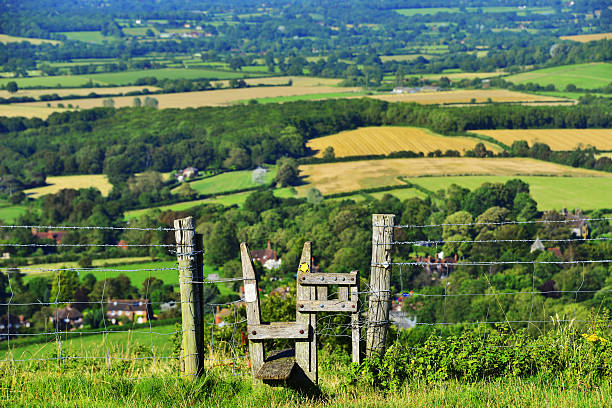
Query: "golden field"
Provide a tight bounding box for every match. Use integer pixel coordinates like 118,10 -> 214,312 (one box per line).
307,126 -> 501,157
0,86 -> 160,99
0,104 -> 69,118
370,89 -> 570,104
296,157 -> 611,195
560,32 -> 612,42
19,85 -> 359,111
24,174 -> 113,198
474,129 -> 612,151
0,34 -> 60,45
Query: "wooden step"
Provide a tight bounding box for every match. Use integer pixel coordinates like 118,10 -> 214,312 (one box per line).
255,349 -> 296,382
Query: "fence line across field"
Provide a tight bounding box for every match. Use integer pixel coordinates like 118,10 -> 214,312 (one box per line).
1,212 -> 609,382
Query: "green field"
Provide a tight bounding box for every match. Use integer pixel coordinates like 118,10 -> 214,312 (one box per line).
395,6 -> 554,16
329,187 -> 428,202
0,68 -> 260,88
406,176 -> 612,210
0,201 -> 27,222
2,322 -> 178,361
239,91 -> 365,104
506,63 -> 612,90
176,169 -> 277,196
60,31 -> 108,44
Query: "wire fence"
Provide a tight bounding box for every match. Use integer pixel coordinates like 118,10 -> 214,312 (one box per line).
375,215 -> 612,351
2,215 -> 611,378
0,223 -> 250,379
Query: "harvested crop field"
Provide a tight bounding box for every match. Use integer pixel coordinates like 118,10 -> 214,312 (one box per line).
474,129 -> 612,151
296,158 -> 611,195
369,89 -> 569,105
24,174 -> 112,198
20,85 -> 360,110
307,126 -> 501,157
0,104 -> 69,118
560,33 -> 612,42
0,34 -> 60,45
0,86 -> 160,99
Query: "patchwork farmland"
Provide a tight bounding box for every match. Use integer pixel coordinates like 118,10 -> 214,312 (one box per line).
295,157 -> 611,195
306,126 -> 501,157
474,129 -> 612,151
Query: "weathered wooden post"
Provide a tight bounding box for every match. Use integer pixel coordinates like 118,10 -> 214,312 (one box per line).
366,214 -> 395,357
240,242 -> 265,377
174,216 -> 204,378
295,241 -> 317,384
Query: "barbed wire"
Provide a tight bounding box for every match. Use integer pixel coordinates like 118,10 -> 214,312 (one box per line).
375,216 -> 612,229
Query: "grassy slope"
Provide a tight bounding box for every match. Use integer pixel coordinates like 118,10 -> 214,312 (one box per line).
2,365 -> 611,407
0,200 -> 28,222
505,63 -> 612,90
407,175 -> 612,210
174,169 -> 277,195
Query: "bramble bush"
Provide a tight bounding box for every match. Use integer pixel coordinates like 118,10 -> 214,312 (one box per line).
348,310 -> 612,389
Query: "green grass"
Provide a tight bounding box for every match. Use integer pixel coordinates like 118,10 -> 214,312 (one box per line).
506,63 -> 612,90
534,91 -> 609,99
0,201 -> 27,222
2,362 -> 612,407
60,31 -> 108,44
2,323 -> 178,361
407,175 -> 612,210
240,92 -> 365,104
176,169 -> 277,196
328,188 -> 427,202
0,68 -> 261,88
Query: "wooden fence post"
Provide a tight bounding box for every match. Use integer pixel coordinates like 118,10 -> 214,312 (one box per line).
366,214 -> 395,357
240,242 -> 265,378
295,241 -> 317,384
174,216 -> 204,378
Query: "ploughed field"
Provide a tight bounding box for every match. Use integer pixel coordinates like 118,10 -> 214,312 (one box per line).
369,89 -> 571,104
307,126 -> 501,157
474,129 -> 612,151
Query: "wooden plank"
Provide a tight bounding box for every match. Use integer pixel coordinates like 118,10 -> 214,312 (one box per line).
248,323 -> 309,340
256,349 -> 296,382
338,286 -> 349,301
298,300 -> 357,313
174,216 -> 203,378
295,241 -> 317,384
241,242 -> 264,378
366,214 -> 395,358
351,271 -> 361,364
297,271 -> 358,285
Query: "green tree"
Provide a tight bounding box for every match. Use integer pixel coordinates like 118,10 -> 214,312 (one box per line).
274,157 -> 299,187
223,147 -> 251,169
133,97 -> 142,107
306,187 -> 323,205
6,81 -> 18,94
50,270 -> 80,303
322,146 -> 335,160
205,221 -> 239,267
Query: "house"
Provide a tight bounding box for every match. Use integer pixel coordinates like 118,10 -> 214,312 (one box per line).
160,300 -> 177,312
559,208 -> 590,238
251,241 -> 282,270
0,314 -> 30,339
175,166 -> 199,182
32,228 -> 68,244
50,305 -> 83,330
117,240 -> 128,250
106,299 -> 153,324
214,306 -> 232,325
1,253 -> 10,260
413,253 -> 458,278
547,247 -> 563,259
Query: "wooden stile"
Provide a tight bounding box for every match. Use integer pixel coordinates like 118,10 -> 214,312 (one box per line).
366,214 -> 395,357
